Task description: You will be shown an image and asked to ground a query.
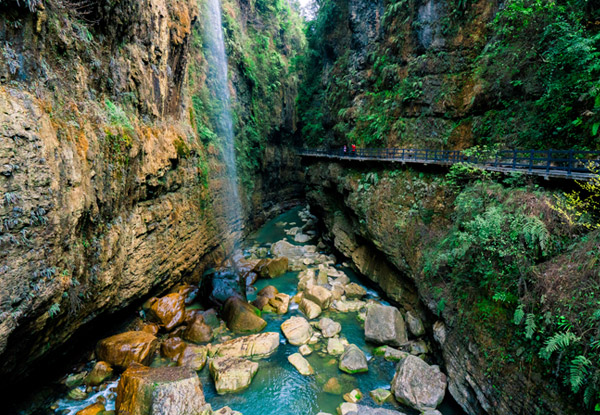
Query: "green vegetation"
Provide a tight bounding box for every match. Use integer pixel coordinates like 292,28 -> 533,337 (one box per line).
422,166 -> 600,411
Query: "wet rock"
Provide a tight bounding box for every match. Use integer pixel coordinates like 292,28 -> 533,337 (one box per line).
222,297 -> 267,333
264,293 -> 290,314
432,321 -> 446,345
200,269 -> 246,308
384,346 -> 409,362
332,300 -> 366,313
327,338 -> 345,356
299,344 -> 312,356
316,269 -> 329,285
331,285 -> 345,301
255,257 -> 289,278
214,407 -> 242,415
304,285 -> 333,309
146,293 -> 186,331
85,361 -> 113,386
184,314 -> 213,343
96,331 -> 159,369
177,345 -> 208,371
116,364 -> 210,415
209,357 -> 259,394
364,305 -> 408,347
251,295 -> 271,310
405,311 -> 425,337
68,388 -> 87,400
338,403 -> 406,415
210,332 -> 280,359
318,317 -> 341,338
339,344 -> 368,374
408,340 -> 429,355
343,389 -> 363,403
65,372 -> 87,388
288,353 -> 314,375
294,233 -> 311,243
75,403 -> 105,415
271,240 -> 307,258
300,297 -> 322,319
370,388 -> 392,405
391,355 -> 447,410
344,283 -> 367,299
323,377 -> 342,394
281,316 -> 313,345
161,337 -> 186,360
172,284 -> 200,306
141,323 -> 160,335
257,285 -> 279,298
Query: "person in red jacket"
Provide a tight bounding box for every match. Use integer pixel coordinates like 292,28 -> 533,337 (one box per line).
351,144 -> 356,156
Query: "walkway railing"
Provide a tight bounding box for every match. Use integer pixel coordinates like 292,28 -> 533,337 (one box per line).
297,148 -> 600,181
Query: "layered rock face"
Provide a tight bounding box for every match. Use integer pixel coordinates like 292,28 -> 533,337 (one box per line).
0,0 -> 303,385
306,162 -> 575,415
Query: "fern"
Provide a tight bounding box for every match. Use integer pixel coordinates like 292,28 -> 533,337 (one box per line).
539,331 -> 580,359
525,313 -> 537,339
570,355 -> 592,393
513,304 -> 525,325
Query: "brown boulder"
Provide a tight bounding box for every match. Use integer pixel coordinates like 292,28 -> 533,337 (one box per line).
178,345 -> 208,371
85,361 -> 113,386
222,297 -> 266,334
75,403 -> 105,415
141,323 -> 160,336
146,293 -> 186,331
96,331 -> 159,369
254,257 -> 289,278
116,364 -> 211,415
161,337 -> 186,360
184,314 -> 213,344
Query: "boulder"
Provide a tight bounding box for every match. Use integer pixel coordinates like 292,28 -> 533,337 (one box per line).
177,345 -> 208,371
344,283 -> 367,299
264,293 -> 290,314
214,407 -> 243,415
339,344 -> 368,374
364,305 -> 408,347
184,314 -> 213,344
343,389 -> 362,403
316,269 -> 328,285
271,240 -> 306,258
338,403 -> 407,415
67,388 -> 87,400
210,332 -> 280,359
408,340 -> 429,355
200,269 -> 246,308
299,344 -> 312,356
281,316 -> 313,345
209,357 -> 259,394
330,285 -> 345,301
304,286 -> 333,309
327,338 -> 345,356
75,403 -> 105,415
318,318 -> 341,338
405,311 -> 425,337
391,355 -> 447,410
257,285 -> 279,298
222,297 -> 267,333
298,269 -> 316,291
140,323 -> 160,335
294,233 -> 311,243
96,331 -> 159,369
255,257 -> 289,278
370,388 -> 392,405
332,300 -> 366,313
146,293 -> 186,331
65,372 -> 87,388
288,353 -> 314,375
323,377 -> 342,394
85,361 -> 113,386
172,284 -> 200,306
420,410 -> 442,415
161,337 -> 186,360
116,364 -> 211,415
300,298 -> 322,319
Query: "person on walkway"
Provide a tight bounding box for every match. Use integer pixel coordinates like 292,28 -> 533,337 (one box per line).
351,144 -> 356,156
343,145 -> 347,155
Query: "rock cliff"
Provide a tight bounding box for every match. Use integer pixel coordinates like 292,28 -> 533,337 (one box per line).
0,0 -> 304,385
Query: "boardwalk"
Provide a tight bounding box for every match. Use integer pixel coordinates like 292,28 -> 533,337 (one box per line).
298,148 -> 600,181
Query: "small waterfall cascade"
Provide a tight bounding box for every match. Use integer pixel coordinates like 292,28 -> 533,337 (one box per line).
202,0 -> 243,250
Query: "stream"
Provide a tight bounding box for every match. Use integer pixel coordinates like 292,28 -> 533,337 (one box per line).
47,206 -> 464,415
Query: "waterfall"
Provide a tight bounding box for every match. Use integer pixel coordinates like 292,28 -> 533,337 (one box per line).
202,0 -> 243,250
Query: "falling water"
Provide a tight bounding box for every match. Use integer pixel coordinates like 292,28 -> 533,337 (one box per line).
202,0 -> 243,250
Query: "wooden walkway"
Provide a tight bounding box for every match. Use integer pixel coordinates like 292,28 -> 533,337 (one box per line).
298,148 -> 600,181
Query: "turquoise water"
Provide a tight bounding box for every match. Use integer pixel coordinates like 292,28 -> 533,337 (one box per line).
200,206 -> 463,415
